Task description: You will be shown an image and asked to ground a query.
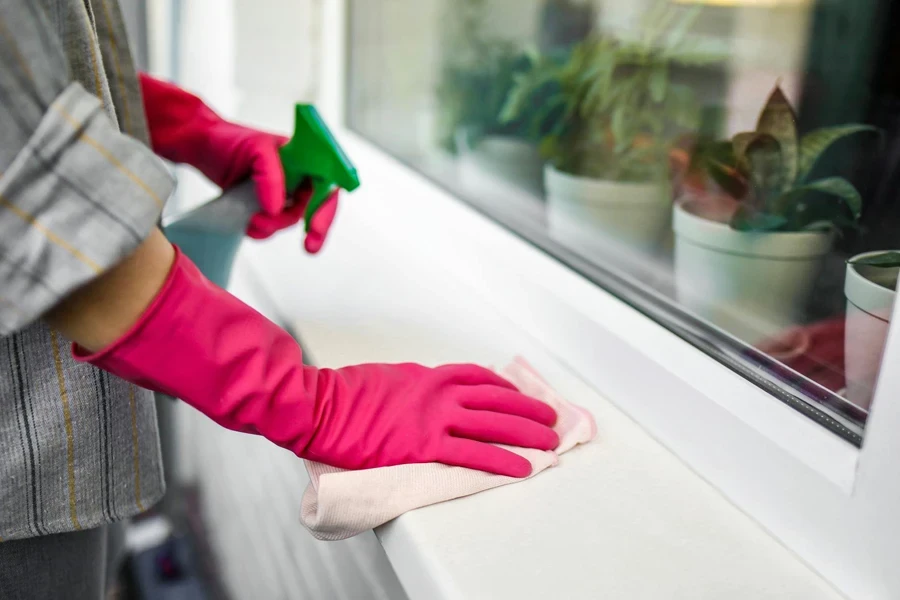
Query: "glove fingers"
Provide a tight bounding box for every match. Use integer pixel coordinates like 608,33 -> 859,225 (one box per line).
304,190 -> 339,254
438,438 -> 533,478
459,386 -> 558,427
247,205 -> 304,239
450,410 -> 559,450
437,364 -> 519,391
251,139 -> 289,216
247,180 -> 313,239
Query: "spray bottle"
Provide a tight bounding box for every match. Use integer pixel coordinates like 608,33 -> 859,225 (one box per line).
162,105 -> 360,287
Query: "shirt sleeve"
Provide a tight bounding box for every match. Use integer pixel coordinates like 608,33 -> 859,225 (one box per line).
0,2 -> 175,336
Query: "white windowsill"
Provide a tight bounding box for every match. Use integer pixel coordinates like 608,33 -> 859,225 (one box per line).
235,177 -> 844,600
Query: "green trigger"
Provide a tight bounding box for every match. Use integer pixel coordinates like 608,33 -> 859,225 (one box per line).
278,105 -> 360,233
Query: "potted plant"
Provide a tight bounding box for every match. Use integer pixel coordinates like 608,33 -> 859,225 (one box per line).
501,3 -> 721,256
438,46 -> 548,194
844,251 -> 899,409
673,84 -> 878,342
436,1 -> 555,194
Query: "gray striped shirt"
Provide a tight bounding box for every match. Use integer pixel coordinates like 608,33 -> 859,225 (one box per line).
0,0 -> 169,541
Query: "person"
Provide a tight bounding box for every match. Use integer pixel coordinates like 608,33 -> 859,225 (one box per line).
0,3 -> 559,598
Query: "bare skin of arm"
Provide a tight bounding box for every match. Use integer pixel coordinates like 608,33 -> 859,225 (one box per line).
45,228 -> 175,353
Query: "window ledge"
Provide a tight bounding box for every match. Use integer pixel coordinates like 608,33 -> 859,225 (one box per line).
238,199 -> 843,600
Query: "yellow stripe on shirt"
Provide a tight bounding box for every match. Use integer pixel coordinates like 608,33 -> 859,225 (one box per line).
0,193 -> 103,273
50,330 -> 83,531
52,104 -> 165,209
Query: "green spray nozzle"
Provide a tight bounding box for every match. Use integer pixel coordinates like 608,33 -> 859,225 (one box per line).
279,105 -> 360,232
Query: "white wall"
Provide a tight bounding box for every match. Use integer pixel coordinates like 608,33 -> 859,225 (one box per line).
725,4 -> 813,133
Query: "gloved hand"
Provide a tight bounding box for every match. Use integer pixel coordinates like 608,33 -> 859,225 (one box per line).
139,73 -> 336,251
74,247 -> 559,477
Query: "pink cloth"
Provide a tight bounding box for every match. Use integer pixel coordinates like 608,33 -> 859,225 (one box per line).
300,358 -> 597,541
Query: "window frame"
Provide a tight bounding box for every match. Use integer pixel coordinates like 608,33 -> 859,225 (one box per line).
323,2 -> 900,598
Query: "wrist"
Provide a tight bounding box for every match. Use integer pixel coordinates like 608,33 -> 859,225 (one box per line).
47,229 -> 176,352
73,246 -> 319,451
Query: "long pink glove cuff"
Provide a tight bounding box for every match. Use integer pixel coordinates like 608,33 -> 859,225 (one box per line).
74,249 -> 559,476
73,247 -> 319,452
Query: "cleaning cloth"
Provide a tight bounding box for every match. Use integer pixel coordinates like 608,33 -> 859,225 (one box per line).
299,357 -> 597,541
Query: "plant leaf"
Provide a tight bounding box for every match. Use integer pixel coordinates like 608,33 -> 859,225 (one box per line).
848,251 -> 900,268
744,134 -> 784,212
797,124 -> 879,181
704,144 -> 748,199
500,70 -> 543,123
641,0 -> 679,47
756,85 -> 799,187
775,176 -> 863,220
581,48 -> 616,117
649,65 -> 667,103
611,105 -> 630,152
732,131 -> 763,163
730,205 -> 789,232
666,36 -> 729,65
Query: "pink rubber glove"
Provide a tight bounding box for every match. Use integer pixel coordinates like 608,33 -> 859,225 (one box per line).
74,248 -> 559,477
139,73 -> 335,252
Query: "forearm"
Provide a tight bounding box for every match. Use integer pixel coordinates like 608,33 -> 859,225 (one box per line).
45,229 -> 175,353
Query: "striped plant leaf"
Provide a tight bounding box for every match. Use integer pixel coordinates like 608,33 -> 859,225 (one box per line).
797,125 -> 878,181
776,176 -> 862,219
732,131 -> 763,163
755,85 -> 799,188
848,252 -> 900,268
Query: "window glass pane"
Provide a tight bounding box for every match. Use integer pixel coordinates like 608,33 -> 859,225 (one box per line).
347,0 -> 899,443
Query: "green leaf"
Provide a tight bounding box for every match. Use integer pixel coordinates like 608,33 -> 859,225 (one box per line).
611,105 -> 629,151
581,49 -> 616,117
848,252 -> 900,268
500,72 -> 540,123
755,85 -> 799,187
775,176 -> 863,220
743,134 -> 784,211
732,131 -> 763,163
649,65 -> 667,103
666,36 -> 729,66
730,206 -> 789,232
797,124 -> 879,181
640,0 -> 677,47
532,95 -> 570,139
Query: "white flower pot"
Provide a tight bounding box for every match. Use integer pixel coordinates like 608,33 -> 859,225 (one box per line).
673,201 -> 833,343
544,165 -> 670,259
844,252 -> 898,410
458,135 -> 544,195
